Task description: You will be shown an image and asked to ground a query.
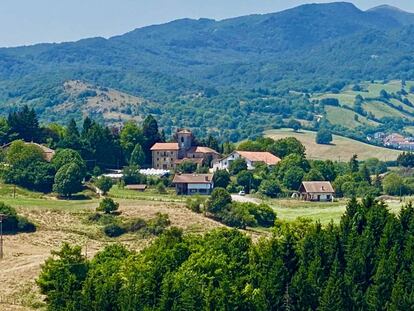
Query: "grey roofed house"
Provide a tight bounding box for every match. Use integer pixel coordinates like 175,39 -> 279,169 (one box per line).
299,181 -> 335,202
172,173 -> 214,195
125,184 -> 147,192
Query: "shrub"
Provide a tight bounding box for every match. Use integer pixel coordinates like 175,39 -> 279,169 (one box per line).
259,179 -> 282,198
125,218 -> 147,232
144,213 -> 171,236
122,165 -> 146,185
316,128 -> 333,145
229,158 -> 247,175
103,224 -> 126,238
218,204 -> 257,229
17,216 -> 36,232
156,182 -> 167,194
213,170 -> 231,188
0,202 -> 36,233
236,170 -> 260,193
226,181 -> 242,193
177,160 -> 197,173
207,188 -> 232,213
186,196 -> 204,213
320,98 -> 339,106
382,173 -> 408,196
95,176 -> 114,195
246,203 -> 277,227
97,198 -> 119,214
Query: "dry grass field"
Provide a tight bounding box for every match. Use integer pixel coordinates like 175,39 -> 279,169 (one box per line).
0,186 -> 224,310
265,128 -> 401,161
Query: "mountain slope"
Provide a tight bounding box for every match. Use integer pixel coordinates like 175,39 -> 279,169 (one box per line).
1,2 -> 414,141
368,5 -> 414,25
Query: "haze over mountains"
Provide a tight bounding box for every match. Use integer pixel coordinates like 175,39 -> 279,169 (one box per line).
1,2 -> 414,138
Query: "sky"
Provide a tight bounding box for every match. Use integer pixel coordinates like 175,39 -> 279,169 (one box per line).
1,0 -> 414,47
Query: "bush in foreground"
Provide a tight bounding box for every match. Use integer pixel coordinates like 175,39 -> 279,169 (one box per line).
0,202 -> 36,233
97,198 -> 119,214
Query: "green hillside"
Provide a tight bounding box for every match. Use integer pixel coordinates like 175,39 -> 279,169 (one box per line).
265,128 -> 401,161
2,3 -> 414,140
313,80 -> 414,135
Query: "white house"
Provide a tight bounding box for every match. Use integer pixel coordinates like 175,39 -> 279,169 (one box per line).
213,151 -> 281,171
299,181 -> 335,202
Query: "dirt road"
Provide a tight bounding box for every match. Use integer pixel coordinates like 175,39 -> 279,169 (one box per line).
231,195 -> 260,204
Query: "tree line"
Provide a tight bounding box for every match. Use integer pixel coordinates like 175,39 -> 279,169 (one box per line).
38,197 -> 414,310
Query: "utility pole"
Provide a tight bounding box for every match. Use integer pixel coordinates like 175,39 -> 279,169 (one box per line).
0,213 -> 6,260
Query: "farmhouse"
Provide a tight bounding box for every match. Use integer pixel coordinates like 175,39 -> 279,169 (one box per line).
1,142 -> 55,162
213,151 -> 281,171
299,181 -> 334,202
151,129 -> 220,170
172,173 -> 214,195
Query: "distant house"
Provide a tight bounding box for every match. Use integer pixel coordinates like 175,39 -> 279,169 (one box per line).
150,142 -> 180,170
172,173 -> 214,195
125,184 -> 147,192
299,181 -> 334,202
384,133 -> 406,148
150,129 -> 220,170
1,142 -> 55,162
213,151 -> 281,171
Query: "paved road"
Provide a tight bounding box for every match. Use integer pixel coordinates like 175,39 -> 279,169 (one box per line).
231,194 -> 260,204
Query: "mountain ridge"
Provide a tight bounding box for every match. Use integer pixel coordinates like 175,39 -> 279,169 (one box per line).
1,2 -> 414,141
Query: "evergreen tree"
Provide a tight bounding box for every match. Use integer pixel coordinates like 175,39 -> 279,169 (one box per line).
7,105 -> 40,142
142,115 -> 161,163
129,144 -> 145,166
319,258 -> 347,311
349,154 -> 359,173
60,119 -> 81,150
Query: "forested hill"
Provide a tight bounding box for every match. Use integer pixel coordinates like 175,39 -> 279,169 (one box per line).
2,2 -> 414,139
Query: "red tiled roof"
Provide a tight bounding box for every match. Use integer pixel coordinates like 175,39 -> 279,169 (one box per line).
188,146 -> 220,154
237,151 -> 281,165
173,174 -> 213,184
174,157 -> 204,165
1,142 -> 55,162
300,182 -> 334,193
150,143 -> 179,151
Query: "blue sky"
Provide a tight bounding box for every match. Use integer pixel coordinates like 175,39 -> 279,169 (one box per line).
1,0 -> 414,47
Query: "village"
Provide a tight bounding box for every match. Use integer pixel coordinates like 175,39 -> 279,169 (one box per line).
94,128 -> 336,202
369,131 -> 414,151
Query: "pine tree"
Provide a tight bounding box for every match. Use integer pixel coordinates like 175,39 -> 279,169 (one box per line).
129,144 -> 146,166
142,115 -> 161,163
349,154 -> 359,173
319,259 -> 346,311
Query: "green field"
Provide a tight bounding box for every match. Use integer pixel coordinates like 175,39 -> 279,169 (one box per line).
265,128 -> 401,161
325,106 -> 378,129
312,80 -> 414,133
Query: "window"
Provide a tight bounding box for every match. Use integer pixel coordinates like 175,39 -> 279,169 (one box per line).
181,137 -> 184,143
